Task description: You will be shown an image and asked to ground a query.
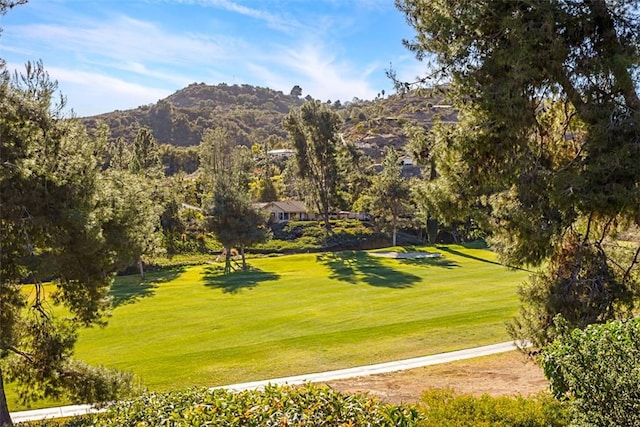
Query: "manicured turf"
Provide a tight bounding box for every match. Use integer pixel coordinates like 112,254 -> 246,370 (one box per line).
8,245 -> 530,411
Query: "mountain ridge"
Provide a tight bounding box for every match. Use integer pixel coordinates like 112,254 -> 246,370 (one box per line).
81,82 -> 456,161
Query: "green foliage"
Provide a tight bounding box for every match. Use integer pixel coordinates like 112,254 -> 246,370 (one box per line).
283,100 -> 343,230
105,137 -> 129,170
149,253 -> 216,269
99,169 -> 165,271
84,82 -> 447,176
39,384 -> 422,426
129,127 -> 162,178
207,184 -> 269,272
542,317 -> 640,426
199,126 -> 268,272
396,0 -> 640,346
361,147 -> 412,246
158,144 -> 198,176
418,389 -> 569,426
198,127 -> 233,191
508,232 -> 637,348
255,220 -> 384,252
83,83 -> 304,148
7,356 -> 141,409
25,387 -> 573,427
0,60 -> 141,425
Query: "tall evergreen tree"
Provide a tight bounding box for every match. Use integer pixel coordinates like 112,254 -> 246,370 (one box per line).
107,137 -> 131,171
130,127 -> 162,179
198,127 -> 266,273
283,100 -> 342,232
208,183 -> 268,274
0,61 -> 138,426
198,127 -> 234,196
396,0 -> 640,347
364,148 -> 412,246
125,127 -> 165,278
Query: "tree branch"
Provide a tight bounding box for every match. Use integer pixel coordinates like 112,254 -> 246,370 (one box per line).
590,0 -> 640,113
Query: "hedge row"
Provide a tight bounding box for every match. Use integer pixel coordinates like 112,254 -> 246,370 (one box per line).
23,384 -> 569,427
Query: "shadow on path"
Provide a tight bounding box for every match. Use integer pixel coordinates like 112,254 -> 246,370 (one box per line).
203,266 -> 280,294
110,268 -> 185,307
316,251 -> 421,289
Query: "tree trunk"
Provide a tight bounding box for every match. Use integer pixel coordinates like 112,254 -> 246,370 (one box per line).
323,214 -> 332,233
316,197 -> 332,233
392,216 -> 398,247
0,367 -> 13,427
138,257 -> 145,279
427,217 -> 439,244
224,247 -> 231,275
241,246 -> 247,271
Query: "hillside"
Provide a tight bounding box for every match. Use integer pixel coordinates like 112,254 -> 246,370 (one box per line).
82,83 -> 304,147
340,89 -> 456,160
82,83 -> 456,161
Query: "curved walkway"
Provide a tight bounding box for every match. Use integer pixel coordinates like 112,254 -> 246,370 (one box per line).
11,341 -> 518,424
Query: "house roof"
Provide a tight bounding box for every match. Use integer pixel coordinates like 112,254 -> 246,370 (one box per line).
275,200 -> 307,213
254,200 -> 308,213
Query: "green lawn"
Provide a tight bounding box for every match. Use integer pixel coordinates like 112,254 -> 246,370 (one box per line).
8,245 -> 530,411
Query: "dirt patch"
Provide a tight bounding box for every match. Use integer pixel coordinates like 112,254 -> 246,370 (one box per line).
323,351 -> 549,405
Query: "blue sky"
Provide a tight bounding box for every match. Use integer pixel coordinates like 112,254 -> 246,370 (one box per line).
0,0 -> 425,117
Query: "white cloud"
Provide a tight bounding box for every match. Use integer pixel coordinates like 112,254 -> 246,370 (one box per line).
45,66 -> 173,116
2,1 -> 410,114
281,43 -> 380,101
198,0 -> 298,32
11,15 -> 247,74
169,0 -> 301,33
249,42 -> 380,102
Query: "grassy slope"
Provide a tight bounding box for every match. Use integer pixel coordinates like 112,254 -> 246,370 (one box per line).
8,245 -> 529,411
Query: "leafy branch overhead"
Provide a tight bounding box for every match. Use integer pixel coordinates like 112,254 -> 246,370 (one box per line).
396,0 -> 640,346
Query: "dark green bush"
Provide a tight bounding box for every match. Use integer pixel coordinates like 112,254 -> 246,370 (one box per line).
255,219 -> 383,253
29,384 -> 421,426
418,389 -> 569,427
542,317 -> 640,426
22,386 -> 573,427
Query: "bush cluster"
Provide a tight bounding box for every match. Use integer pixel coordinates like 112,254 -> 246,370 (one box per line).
25,384 -> 421,426
258,220 -> 384,253
542,317 -> 640,426
22,385 -> 573,427
418,389 -> 569,426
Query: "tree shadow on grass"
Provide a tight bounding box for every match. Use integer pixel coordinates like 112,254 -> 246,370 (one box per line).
110,268 -> 185,307
316,251 -> 421,289
436,246 -> 532,272
203,265 -> 280,294
398,256 -> 459,269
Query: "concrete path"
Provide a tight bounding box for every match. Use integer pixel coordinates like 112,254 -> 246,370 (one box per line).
10,341 -> 518,424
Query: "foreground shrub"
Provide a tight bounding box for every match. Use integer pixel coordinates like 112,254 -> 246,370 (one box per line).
542,317 -> 640,427
27,384 -> 421,426
418,389 -> 569,427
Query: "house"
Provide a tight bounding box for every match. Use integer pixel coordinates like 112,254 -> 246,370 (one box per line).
254,200 -> 312,223
267,149 -> 295,159
334,211 -> 370,221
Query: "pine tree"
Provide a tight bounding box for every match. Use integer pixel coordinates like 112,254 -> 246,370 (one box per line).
0,61 -> 138,426
396,0 -> 640,346
283,100 -> 342,232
